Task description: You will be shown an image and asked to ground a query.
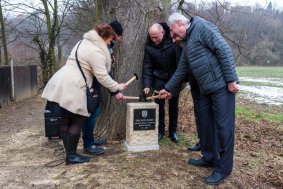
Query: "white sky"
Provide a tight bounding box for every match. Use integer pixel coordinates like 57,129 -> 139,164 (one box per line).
230,0 -> 282,9
190,0 -> 283,9
232,0 -> 281,7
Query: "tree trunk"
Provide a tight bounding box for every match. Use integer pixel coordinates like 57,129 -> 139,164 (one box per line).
41,0 -> 58,81
95,0 -> 169,140
95,0 -> 107,24
33,36 -> 49,86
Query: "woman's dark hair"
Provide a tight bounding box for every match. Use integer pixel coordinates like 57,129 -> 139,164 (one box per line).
95,24 -> 115,40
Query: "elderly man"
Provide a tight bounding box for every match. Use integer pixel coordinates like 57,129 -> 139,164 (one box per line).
159,13 -> 240,185
143,23 -> 181,143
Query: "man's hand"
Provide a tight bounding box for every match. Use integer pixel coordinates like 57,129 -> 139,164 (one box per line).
143,88 -> 150,95
159,89 -> 172,99
119,83 -> 127,91
115,92 -> 124,100
228,81 -> 240,93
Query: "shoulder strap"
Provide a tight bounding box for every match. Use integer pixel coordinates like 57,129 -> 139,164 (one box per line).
75,40 -> 89,88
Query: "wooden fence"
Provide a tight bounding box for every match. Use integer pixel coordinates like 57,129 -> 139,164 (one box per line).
0,65 -> 37,108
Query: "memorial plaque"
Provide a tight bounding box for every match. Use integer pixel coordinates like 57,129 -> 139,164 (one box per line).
133,108 -> 155,131
124,103 -> 159,152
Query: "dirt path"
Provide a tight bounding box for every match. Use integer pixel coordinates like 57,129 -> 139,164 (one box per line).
0,94 -> 282,188
0,96 -> 62,188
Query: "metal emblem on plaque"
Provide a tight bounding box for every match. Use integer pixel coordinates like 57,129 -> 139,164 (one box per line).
133,109 -> 155,131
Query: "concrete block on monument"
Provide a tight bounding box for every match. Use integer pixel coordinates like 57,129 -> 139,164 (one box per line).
124,102 -> 159,152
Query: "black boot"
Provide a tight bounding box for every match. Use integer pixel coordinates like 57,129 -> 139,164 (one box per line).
169,132 -> 179,143
60,131 -> 67,150
204,171 -> 230,185
65,134 -> 90,165
158,133 -> 164,141
187,142 -> 201,151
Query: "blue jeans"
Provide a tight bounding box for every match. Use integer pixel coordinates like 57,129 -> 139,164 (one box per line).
82,107 -> 101,148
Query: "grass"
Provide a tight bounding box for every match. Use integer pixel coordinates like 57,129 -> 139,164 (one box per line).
236,66 -> 283,78
239,81 -> 283,88
236,66 -> 283,106
236,106 -> 283,123
159,132 -> 191,151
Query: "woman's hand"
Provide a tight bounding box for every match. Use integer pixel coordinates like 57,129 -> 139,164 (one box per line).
115,92 -> 124,100
119,83 -> 127,91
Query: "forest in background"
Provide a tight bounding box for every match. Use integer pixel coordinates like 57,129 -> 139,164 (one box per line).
175,0 -> 283,66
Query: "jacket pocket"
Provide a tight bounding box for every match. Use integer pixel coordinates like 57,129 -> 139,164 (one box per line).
208,63 -> 217,80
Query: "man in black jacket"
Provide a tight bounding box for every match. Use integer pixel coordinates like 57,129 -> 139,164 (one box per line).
159,13 -> 240,185
143,23 -> 181,143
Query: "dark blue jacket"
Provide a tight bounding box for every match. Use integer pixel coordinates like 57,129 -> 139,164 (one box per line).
165,16 -> 239,95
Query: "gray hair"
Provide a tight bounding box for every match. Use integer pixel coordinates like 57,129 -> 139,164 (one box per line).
168,12 -> 190,27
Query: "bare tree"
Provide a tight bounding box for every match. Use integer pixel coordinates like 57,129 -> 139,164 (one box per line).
5,0 -> 74,86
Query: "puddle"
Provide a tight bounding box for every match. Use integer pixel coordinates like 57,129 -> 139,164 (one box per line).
239,77 -> 283,105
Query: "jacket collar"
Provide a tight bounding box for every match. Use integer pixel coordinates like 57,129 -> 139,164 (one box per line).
184,16 -> 201,42
83,30 -> 111,65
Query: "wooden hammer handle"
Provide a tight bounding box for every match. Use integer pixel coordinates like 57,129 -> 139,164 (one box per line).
146,95 -> 159,100
125,76 -> 137,86
123,96 -> 140,100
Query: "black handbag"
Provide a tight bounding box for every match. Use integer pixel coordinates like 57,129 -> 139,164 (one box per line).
75,40 -> 99,114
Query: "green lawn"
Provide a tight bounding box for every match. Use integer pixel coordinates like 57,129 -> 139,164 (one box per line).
235,66 -> 283,123
236,106 -> 283,124
236,66 -> 283,78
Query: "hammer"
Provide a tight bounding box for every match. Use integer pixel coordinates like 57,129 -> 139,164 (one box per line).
125,73 -> 138,86
141,91 -> 159,101
146,95 -> 159,100
144,90 -> 160,100
124,94 -> 154,101
123,94 -> 142,100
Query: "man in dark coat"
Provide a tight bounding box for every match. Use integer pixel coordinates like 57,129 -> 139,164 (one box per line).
143,23 -> 181,143
159,13 -> 240,185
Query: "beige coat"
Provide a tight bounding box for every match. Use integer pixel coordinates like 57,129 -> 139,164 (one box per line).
42,30 -> 120,117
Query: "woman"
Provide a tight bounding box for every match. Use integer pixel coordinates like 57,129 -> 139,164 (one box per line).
42,23 -> 127,165
82,20 -> 124,155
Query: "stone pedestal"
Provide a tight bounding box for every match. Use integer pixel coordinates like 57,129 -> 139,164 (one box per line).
124,102 -> 159,152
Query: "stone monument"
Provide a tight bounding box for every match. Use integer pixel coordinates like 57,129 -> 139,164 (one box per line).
124,102 -> 159,152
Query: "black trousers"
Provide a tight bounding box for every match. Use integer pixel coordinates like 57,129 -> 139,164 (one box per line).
198,86 -> 235,174
155,95 -> 179,135
191,87 -> 201,140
